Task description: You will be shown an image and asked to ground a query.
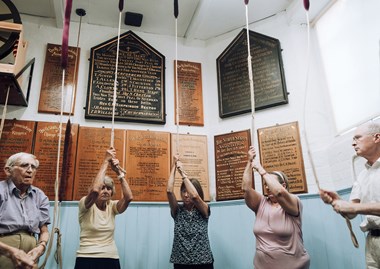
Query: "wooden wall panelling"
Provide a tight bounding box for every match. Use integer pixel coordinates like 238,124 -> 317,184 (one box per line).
33,121 -> 79,200
214,130 -> 251,201
0,119 -> 36,180
126,130 -> 170,201
73,126 -> 125,200
257,121 -> 308,194
170,133 -> 210,201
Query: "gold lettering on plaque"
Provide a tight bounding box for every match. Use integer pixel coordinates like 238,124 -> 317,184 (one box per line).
73,127 -> 125,200
174,61 -> 204,126
86,31 -> 165,123
39,43 -> 80,114
126,130 -> 170,201
33,122 -> 78,200
171,134 -> 210,201
257,122 -> 307,194
0,120 -> 35,180
214,130 -> 251,201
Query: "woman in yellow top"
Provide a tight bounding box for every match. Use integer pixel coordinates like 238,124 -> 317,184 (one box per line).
74,147 -> 133,269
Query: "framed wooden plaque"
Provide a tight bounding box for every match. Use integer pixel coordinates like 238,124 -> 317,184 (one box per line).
38,43 -> 80,114
126,130 -> 170,201
171,133 -> 210,201
214,130 -> 252,201
257,122 -> 308,194
85,31 -> 165,124
174,60 -> 204,126
0,119 -> 36,180
217,29 -> 288,118
33,121 -> 79,201
72,126 -> 125,200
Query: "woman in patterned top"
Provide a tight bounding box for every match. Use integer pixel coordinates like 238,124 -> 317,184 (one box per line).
242,146 -> 310,269
167,154 -> 214,269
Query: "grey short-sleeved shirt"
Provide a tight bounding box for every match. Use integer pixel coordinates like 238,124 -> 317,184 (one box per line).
0,179 -> 50,234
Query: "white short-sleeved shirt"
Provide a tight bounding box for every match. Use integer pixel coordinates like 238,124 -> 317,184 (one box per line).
350,158 -> 380,231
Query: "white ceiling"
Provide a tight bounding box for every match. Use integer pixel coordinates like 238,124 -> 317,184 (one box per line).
6,0 -> 334,42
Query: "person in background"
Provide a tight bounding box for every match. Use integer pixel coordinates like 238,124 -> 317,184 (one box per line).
74,147 -> 133,269
0,152 -> 50,269
242,146 -> 310,269
167,154 -> 214,269
320,121 -> 380,268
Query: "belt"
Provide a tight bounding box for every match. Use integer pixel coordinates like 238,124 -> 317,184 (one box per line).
369,229 -> 380,237
0,230 -> 35,237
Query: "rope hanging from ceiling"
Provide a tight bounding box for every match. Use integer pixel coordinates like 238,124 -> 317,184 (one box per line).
300,0 -> 358,248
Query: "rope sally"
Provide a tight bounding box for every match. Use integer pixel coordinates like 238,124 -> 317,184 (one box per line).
300,0 -> 358,248
39,0 -> 73,268
59,8 -> 85,205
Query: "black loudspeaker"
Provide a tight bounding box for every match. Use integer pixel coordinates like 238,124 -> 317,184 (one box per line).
124,12 -> 143,27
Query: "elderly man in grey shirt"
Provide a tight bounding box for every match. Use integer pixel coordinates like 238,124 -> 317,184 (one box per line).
0,152 -> 50,269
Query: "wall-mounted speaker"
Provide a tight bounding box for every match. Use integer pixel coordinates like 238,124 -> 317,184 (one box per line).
124,12 -> 143,27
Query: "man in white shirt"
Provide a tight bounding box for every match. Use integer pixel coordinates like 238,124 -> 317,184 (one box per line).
320,122 -> 380,269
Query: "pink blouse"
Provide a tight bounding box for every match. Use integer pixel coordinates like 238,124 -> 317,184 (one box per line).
253,196 -> 310,269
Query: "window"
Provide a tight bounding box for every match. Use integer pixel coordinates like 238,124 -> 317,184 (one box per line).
315,0 -> 380,134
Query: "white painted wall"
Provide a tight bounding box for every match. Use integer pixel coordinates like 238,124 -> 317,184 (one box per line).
2,1 -> 375,198
2,1 -> 377,268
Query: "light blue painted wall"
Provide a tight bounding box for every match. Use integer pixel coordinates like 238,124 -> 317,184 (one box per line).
40,189 -> 366,269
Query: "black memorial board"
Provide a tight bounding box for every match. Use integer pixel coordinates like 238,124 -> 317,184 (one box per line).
217,29 -> 288,118
85,31 -> 166,124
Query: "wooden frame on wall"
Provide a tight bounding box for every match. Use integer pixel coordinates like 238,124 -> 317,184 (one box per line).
85,31 -> 166,124
217,29 -> 288,118
171,133 -> 210,201
174,60 -> 204,126
214,129 -> 252,201
38,43 -> 80,115
257,121 -> 308,194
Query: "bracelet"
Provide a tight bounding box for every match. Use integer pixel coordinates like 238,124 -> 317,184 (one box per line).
117,173 -> 125,180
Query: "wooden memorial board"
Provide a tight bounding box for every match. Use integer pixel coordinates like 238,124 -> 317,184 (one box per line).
217,29 -> 288,118
257,122 -> 308,194
38,43 -> 80,114
73,127 -> 125,200
33,121 -> 79,200
126,130 -> 170,201
174,60 -> 204,126
0,120 -> 35,180
214,130 -> 252,201
171,134 -> 210,201
85,31 -> 166,124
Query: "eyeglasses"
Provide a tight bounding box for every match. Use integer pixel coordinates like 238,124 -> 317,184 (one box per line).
13,163 -> 38,171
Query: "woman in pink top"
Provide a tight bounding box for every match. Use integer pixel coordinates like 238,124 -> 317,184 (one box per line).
242,146 -> 310,269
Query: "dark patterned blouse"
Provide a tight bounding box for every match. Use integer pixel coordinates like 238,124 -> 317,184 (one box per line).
170,204 -> 214,265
